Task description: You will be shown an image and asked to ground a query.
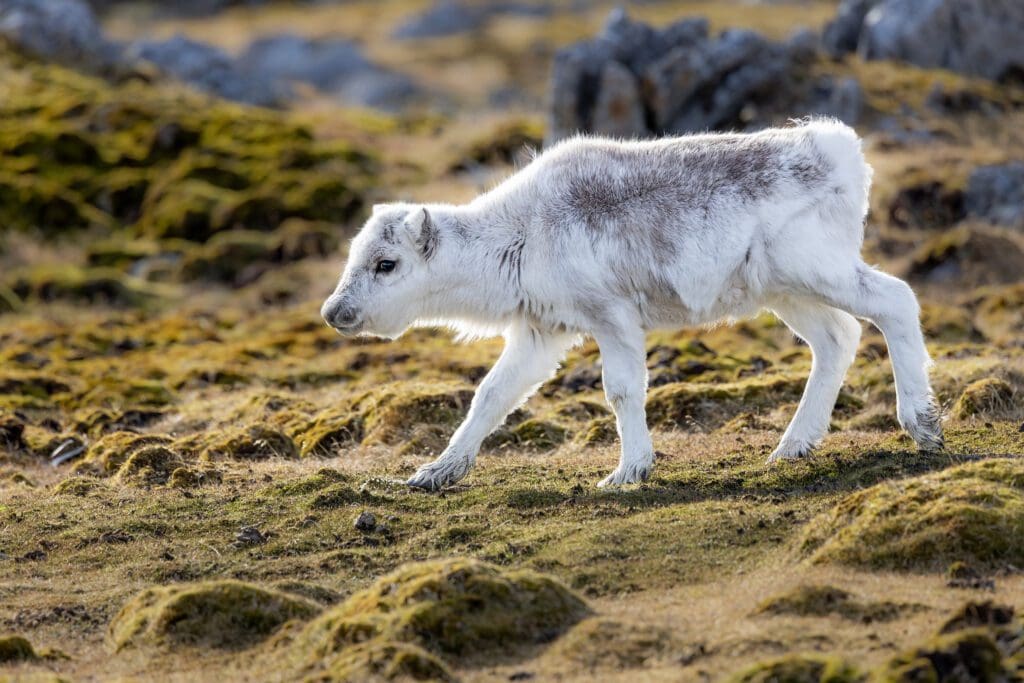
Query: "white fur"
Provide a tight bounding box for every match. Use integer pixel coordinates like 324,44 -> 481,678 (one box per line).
322,119 -> 943,490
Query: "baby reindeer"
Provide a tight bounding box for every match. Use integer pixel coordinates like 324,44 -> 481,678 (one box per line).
322,119 -> 943,490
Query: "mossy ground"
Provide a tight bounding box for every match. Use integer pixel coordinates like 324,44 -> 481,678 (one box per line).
2,1 -> 1024,681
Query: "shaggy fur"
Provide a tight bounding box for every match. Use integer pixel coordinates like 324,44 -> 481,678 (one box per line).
322,119 -> 943,490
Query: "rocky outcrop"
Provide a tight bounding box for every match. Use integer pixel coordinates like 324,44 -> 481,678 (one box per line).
824,0 -> 1024,82
0,0 -> 423,111
547,9 -> 857,142
127,36 -> 288,107
0,0 -> 120,70
238,35 -> 422,111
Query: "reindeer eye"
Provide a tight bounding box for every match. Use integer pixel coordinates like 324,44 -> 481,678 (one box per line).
375,259 -> 396,274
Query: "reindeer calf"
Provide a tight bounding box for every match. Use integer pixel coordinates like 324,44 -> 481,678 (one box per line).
322,119 -> 943,490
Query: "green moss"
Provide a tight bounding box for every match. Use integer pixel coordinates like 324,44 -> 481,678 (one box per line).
448,118 -> 543,171
296,410 -> 364,457
52,477 -> 105,496
202,426 -> 298,461
920,303 -> 984,344
973,283 -> 1024,343
729,654 -> 864,682
646,376 -> 804,431
906,226 -> 1024,288
360,385 -> 474,446
295,558 -> 590,663
952,378 -> 1016,420
311,641 -> 456,683
0,635 -> 38,663
540,617 -> 678,671
167,467 -> 221,489
575,416 -> 617,446
108,580 -> 321,651
271,581 -> 342,607
116,445 -> 184,486
510,419 -> 568,450
0,51 -> 377,250
75,432 -> 173,476
939,601 -> 1017,635
754,585 -> 915,622
5,265 -> 172,309
799,459 -> 1024,571
877,630 -> 1006,682
266,469 -> 351,497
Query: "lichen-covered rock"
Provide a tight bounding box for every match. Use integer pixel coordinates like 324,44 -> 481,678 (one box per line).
295,558 -> 590,662
728,654 -> 863,683
109,580 -> 320,650
799,459 -> 1024,571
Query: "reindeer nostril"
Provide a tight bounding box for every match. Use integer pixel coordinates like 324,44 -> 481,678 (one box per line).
321,297 -> 359,329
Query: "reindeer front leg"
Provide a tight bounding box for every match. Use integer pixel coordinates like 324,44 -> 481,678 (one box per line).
407,324 -> 573,490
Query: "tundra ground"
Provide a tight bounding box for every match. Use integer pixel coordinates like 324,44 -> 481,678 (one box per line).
2,1 -> 1024,681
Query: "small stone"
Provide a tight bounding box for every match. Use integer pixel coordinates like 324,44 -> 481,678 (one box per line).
354,511 -> 377,533
234,526 -> 268,546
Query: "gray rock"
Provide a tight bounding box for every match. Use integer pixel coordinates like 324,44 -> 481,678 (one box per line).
335,69 -> 422,111
547,8 -> 835,142
546,39 -> 614,142
239,35 -> 369,91
0,0 -> 118,69
234,525 -> 267,547
822,0 -> 879,58
354,511 -> 377,532
393,0 -> 552,39
826,0 -> 1024,82
643,29 -> 787,134
591,60 -> 646,138
785,27 -> 819,63
801,76 -> 863,125
126,35 -> 287,107
393,0 -> 488,39
965,162 -> 1024,228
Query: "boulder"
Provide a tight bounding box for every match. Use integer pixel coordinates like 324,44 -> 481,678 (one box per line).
547,9 -> 803,142
825,0 -> 1024,82
126,35 -> 287,107
239,35 -> 369,91
0,0 -> 118,69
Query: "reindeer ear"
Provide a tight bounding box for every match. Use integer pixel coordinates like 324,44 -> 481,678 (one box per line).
403,207 -> 438,259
